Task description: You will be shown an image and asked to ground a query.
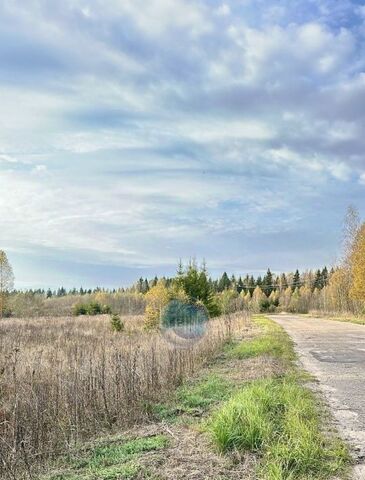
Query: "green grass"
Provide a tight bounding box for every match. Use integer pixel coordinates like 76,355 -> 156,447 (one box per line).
229,316 -> 295,362
207,316 -> 350,480
43,435 -> 169,480
152,372 -> 236,421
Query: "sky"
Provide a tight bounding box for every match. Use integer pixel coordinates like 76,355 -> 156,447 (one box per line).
1,0 -> 365,289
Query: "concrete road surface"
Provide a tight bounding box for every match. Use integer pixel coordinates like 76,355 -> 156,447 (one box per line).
272,315 -> 365,479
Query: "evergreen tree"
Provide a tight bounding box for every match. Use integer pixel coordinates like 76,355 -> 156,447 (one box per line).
174,262 -> 220,316
292,270 -> 301,291
142,278 -> 149,293
313,270 -> 322,290
248,275 -> 256,292
262,268 -> 274,296
236,276 -> 244,294
322,267 -> 329,287
218,272 -> 231,291
136,277 -> 144,293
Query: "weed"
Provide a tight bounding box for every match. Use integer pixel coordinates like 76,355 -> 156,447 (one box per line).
43,436 -> 169,480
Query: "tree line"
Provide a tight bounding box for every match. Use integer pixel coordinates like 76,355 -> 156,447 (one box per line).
1,205 -> 365,318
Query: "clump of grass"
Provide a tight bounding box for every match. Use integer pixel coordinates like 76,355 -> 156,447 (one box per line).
208,379 -> 276,451
153,373 -> 235,421
229,316 -> 295,362
176,374 -> 234,410
44,435 -> 168,480
209,331 -> 350,480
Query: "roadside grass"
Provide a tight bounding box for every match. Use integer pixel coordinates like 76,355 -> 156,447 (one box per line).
228,315 -> 295,363
207,316 -> 350,480
152,372 -> 236,421
41,435 -> 169,480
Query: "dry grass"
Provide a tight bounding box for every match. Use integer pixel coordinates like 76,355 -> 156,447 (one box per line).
0,312 -> 249,479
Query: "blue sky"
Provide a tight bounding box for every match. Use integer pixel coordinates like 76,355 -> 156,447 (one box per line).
1,0 -> 365,288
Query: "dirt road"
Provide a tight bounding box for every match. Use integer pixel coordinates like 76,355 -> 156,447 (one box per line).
272,315 -> 365,479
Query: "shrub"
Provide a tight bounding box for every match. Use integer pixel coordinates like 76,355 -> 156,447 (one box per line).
102,304 -> 112,314
110,313 -> 124,332
73,303 -> 88,316
73,301 -> 111,316
87,301 -> 102,315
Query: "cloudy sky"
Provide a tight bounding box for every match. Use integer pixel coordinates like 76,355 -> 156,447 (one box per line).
1,0 -> 365,288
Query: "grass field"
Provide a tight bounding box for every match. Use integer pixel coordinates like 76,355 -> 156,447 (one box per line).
0,312 -> 248,479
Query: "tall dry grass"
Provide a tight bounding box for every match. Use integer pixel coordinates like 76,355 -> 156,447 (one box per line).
0,312 -> 249,479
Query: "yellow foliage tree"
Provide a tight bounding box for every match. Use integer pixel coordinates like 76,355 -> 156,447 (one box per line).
0,250 -> 14,318
144,281 -> 170,330
350,224 -> 365,302
279,286 -> 292,311
269,289 -> 279,303
327,268 -> 351,312
251,286 -> 265,313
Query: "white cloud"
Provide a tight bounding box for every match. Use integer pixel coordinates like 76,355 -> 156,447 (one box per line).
102,0 -> 212,37
215,3 -> 231,16
0,0 -> 364,284
0,154 -> 19,164
268,147 -> 352,181
226,22 -> 354,84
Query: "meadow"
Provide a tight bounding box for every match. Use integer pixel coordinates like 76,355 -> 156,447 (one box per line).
0,312 -> 247,479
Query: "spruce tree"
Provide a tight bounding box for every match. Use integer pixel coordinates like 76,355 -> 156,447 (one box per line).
237,276 -> 244,294
292,270 -> 301,291
322,267 -> 329,287
262,268 -> 273,296
218,272 -> 231,291
313,270 -> 322,290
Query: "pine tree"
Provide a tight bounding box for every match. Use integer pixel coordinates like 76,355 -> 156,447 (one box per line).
262,268 -> 273,296
110,313 -> 124,332
236,276 -> 244,294
292,270 -> 301,291
218,272 -> 231,291
313,270 -> 322,290
321,267 -> 329,287
142,278 -> 149,293
248,275 -> 255,291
